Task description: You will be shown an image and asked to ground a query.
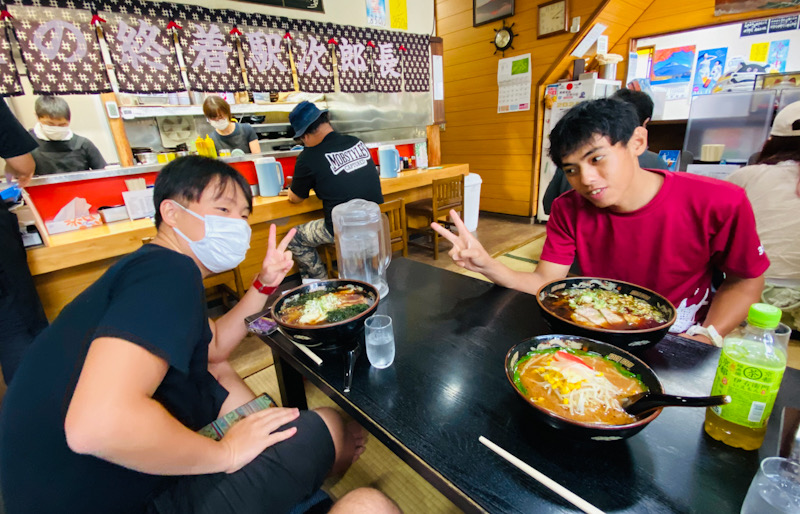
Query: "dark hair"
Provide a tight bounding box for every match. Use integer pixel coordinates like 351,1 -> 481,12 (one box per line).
610,89 -> 654,126
153,156 -> 252,228
756,135 -> 800,164
548,98 -> 639,168
303,111 -> 330,136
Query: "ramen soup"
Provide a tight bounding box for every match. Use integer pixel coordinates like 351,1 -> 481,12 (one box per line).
278,286 -> 372,326
542,288 -> 667,330
513,347 -> 647,425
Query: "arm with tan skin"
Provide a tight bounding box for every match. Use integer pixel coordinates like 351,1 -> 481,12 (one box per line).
431,210 -> 570,295
5,153 -> 35,187
249,139 -> 261,154
64,337 -> 300,475
287,189 -> 305,204
684,274 -> 765,344
209,224 -> 296,363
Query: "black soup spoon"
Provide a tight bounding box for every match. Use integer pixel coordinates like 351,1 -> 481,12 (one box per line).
621,392 -> 731,417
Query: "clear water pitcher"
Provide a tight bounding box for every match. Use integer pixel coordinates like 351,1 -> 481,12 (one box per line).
332,199 -> 391,298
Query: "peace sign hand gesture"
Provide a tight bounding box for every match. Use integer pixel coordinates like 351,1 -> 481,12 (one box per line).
431,210 -> 494,274
257,224 -> 296,288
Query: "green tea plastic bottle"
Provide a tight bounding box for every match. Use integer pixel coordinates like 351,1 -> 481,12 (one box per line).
704,303 -> 787,450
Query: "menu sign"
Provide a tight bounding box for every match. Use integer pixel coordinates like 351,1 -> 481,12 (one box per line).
741,20 -> 769,37
7,3 -> 112,94
769,15 -> 799,33
97,0 -> 185,93
0,27 -> 23,96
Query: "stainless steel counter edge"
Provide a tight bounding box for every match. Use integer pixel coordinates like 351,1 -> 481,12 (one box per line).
27,138 -> 426,186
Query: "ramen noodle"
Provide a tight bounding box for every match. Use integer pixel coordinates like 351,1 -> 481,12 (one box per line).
513,347 -> 647,425
542,287 -> 667,330
278,286 -> 372,326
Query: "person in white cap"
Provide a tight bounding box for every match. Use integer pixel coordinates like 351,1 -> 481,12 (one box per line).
728,100 -> 800,331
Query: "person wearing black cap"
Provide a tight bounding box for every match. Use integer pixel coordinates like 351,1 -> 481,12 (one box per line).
286,101 -> 383,280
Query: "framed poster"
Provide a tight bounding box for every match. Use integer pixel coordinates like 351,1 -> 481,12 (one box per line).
474,0 -> 514,27
650,46 -> 695,85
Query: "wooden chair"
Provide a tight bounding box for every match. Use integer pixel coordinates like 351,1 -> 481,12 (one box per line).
321,199 -> 409,277
380,198 -> 409,258
405,175 -> 464,260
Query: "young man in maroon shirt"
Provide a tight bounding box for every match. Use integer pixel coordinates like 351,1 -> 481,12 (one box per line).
433,98 -> 769,345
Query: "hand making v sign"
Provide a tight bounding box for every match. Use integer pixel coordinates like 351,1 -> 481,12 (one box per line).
431,210 -> 494,274
257,224 -> 297,288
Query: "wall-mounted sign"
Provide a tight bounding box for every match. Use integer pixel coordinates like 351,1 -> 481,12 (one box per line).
768,15 -> 799,33
741,20 -> 769,37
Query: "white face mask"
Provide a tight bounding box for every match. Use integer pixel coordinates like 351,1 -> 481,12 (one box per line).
208,118 -> 230,131
36,122 -> 72,141
171,201 -> 251,273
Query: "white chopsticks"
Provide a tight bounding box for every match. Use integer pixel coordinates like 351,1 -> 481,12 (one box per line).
292,341 -> 323,366
479,436 -> 606,514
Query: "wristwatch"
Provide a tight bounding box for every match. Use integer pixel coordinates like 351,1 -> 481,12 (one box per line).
252,277 -> 278,296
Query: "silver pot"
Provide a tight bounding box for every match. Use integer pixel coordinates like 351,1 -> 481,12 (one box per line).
176,151 -> 190,158
135,152 -> 158,165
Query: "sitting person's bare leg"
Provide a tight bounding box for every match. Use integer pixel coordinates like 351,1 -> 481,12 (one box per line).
313,407 -> 367,476
208,360 -> 256,417
329,488 -> 402,514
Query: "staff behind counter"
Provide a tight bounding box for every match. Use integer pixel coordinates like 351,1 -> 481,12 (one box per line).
29,96 -> 107,175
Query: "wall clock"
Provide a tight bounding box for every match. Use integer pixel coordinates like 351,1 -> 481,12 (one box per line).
538,0 -> 568,39
491,21 -> 517,57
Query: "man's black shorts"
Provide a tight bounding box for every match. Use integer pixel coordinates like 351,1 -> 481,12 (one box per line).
147,410 -> 334,514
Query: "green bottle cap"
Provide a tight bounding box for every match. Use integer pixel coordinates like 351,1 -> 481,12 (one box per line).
747,303 -> 782,329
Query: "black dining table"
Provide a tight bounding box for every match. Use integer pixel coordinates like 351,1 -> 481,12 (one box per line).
256,258 -> 800,514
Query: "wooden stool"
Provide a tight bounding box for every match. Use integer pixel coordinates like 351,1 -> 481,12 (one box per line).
405,175 -> 464,260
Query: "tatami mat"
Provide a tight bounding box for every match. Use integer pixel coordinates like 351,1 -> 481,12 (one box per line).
244,367 -> 462,513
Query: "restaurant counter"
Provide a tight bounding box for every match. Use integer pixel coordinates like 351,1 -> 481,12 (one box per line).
27,163 -> 469,320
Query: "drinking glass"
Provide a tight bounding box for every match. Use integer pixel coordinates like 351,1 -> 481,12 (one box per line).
741,457 -> 800,514
365,315 -> 395,369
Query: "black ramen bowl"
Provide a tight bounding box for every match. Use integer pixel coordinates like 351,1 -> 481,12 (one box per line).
505,335 -> 664,441
270,279 -> 379,350
536,277 -> 676,352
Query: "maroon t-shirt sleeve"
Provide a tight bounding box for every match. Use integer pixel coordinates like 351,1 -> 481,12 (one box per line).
540,196 -> 577,266
710,189 -> 770,279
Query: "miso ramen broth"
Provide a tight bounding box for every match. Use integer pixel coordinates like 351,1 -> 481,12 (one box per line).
513,347 -> 647,425
278,286 -> 372,326
542,288 -> 667,330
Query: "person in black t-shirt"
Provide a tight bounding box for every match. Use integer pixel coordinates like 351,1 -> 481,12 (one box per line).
287,101 -> 383,279
0,156 -> 398,514
203,96 -> 261,155
0,99 -> 48,385
29,96 -> 107,174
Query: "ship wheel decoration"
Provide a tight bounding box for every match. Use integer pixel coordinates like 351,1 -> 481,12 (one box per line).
491,21 -> 517,57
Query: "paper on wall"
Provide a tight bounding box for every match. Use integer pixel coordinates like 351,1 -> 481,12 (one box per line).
571,24 -> 607,58
497,53 -> 531,114
750,42 -> 769,62
389,0 -> 407,30
433,55 -> 444,100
